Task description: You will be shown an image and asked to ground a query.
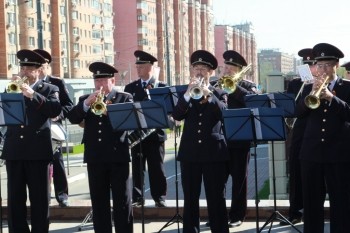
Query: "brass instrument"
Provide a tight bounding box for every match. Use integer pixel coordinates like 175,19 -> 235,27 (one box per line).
304,75 -> 330,109
217,63 -> 252,94
6,76 -> 28,93
91,87 -> 107,115
189,77 -> 204,99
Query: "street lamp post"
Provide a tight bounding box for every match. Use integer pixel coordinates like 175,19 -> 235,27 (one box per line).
36,0 -> 43,49
164,0 -> 171,85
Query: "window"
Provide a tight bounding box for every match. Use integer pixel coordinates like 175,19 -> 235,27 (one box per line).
8,53 -> 17,66
27,18 -> 35,27
72,11 -> 78,20
92,45 -> 102,54
73,59 -> 80,68
73,27 -> 79,35
8,33 -> 16,44
73,43 -> 79,51
29,37 -> 35,47
7,12 -> 15,26
104,43 -> 112,51
60,6 -> 66,15
92,30 -> 101,39
105,56 -> 113,64
60,23 -> 66,33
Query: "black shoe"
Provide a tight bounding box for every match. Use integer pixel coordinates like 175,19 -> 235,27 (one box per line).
228,220 -> 242,228
279,216 -> 302,225
132,199 -> 145,207
155,200 -> 167,207
59,199 -> 69,207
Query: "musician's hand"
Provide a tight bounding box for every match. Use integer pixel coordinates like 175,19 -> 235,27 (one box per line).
202,86 -> 212,97
320,86 -> 333,101
185,77 -> 201,96
20,83 -> 35,99
84,91 -> 100,106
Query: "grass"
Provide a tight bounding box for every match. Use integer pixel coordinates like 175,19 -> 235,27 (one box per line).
62,144 -> 84,156
257,179 -> 270,199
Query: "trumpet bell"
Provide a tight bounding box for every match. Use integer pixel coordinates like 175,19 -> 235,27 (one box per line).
6,83 -> 22,93
304,95 -> 320,109
220,76 -> 236,94
91,102 -> 107,115
6,76 -> 28,93
190,86 -> 203,99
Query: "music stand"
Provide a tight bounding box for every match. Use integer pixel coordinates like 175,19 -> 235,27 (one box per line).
244,94 -> 301,233
0,93 -> 26,233
223,107 -> 287,233
148,85 -> 187,233
107,99 -> 169,233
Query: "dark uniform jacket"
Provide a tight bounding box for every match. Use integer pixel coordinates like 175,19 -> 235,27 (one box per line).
124,77 -> 167,142
43,75 -> 73,122
286,78 -> 307,143
296,77 -> 350,162
67,89 -> 133,163
1,80 -> 61,160
172,88 -> 229,162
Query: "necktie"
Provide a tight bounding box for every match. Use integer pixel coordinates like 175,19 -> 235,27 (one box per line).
142,81 -> 147,88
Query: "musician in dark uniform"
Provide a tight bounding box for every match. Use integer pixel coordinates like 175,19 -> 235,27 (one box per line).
220,50 -> 257,228
340,61 -> 350,79
1,49 -> 61,233
296,43 -> 350,233
67,62 -> 133,233
34,48 -> 73,207
281,48 -> 317,226
124,50 -> 168,207
172,50 -> 229,233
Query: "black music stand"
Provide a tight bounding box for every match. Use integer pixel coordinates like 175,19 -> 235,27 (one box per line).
148,85 -> 187,233
244,94 -> 301,233
107,99 -> 169,233
0,93 -> 26,233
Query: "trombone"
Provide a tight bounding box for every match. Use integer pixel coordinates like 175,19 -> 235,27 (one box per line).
91,87 -> 107,115
6,76 -> 28,93
216,63 -> 252,94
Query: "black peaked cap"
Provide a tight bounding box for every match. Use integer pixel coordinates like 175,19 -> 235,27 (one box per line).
33,49 -> 52,64
17,49 -> 46,67
134,50 -> 158,65
298,48 -> 316,65
191,50 -> 218,70
312,43 -> 344,61
89,62 -> 118,79
223,50 -> 247,67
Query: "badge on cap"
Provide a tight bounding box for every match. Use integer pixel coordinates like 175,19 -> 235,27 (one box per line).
199,58 -> 202,61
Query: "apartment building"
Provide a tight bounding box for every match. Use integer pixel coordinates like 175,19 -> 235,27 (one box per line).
1,0 -> 256,86
214,23 -> 258,84
1,0 -> 114,79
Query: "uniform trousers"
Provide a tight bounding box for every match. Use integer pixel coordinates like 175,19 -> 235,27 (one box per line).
52,148 -> 68,202
131,139 -> 167,202
181,161 -> 229,233
87,162 -> 133,233
287,141 -> 303,218
301,160 -> 350,233
227,147 -> 250,222
6,160 -> 50,233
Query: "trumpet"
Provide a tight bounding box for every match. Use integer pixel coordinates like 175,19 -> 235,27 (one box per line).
216,63 -> 252,94
6,76 -> 28,93
91,87 -> 107,115
304,75 -> 330,109
189,77 -> 205,99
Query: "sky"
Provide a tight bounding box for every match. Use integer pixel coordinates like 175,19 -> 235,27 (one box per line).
213,0 -> 350,62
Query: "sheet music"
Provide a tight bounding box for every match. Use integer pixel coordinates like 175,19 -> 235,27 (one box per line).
267,93 -> 276,108
134,102 -> 148,128
252,108 -> 263,140
0,95 -> 5,125
297,64 -> 314,82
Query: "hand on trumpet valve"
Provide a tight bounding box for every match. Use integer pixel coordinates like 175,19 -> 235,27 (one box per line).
84,90 -> 101,106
